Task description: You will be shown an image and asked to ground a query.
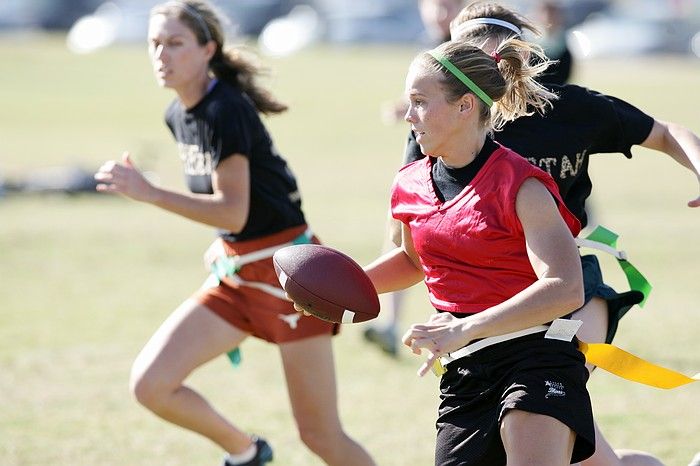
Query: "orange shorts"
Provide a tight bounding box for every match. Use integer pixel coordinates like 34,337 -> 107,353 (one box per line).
193,225 -> 340,344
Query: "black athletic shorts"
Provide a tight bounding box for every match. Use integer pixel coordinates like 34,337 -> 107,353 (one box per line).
434,332 -> 595,466
580,254 -> 643,343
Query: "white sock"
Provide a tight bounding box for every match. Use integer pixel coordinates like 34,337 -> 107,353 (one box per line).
225,442 -> 257,465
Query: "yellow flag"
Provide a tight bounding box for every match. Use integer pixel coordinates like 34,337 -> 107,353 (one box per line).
579,341 -> 700,389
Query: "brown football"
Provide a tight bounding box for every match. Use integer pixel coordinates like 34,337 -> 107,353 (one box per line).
273,244 -> 380,324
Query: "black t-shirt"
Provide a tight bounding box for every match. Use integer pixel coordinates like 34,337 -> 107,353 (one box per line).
431,137 -> 496,202
165,81 -> 305,241
404,84 -> 655,227
538,47 -> 573,87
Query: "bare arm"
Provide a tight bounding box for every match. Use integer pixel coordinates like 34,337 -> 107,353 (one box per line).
641,119 -> 700,207
365,223 -> 424,294
403,178 -> 583,375
386,212 -> 403,248
95,152 -> 250,233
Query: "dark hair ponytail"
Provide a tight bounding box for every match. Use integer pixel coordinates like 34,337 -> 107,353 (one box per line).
418,38 -> 556,130
210,47 -> 288,115
152,0 -> 287,115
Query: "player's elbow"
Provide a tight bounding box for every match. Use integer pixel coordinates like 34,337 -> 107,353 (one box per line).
220,202 -> 249,234
560,274 -> 584,313
545,270 -> 584,315
223,218 -> 247,234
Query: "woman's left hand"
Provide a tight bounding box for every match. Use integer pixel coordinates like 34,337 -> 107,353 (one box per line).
95,152 -> 156,203
402,312 -> 473,377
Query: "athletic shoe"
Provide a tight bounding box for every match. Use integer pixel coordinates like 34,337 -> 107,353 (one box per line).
688,452 -> 700,466
363,326 -> 398,356
222,435 -> 273,466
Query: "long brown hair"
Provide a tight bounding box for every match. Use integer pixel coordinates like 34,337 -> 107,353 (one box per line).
415,38 -> 556,130
151,0 -> 288,115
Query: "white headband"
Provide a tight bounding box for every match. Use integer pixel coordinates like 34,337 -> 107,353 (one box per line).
451,18 -> 522,40
171,1 -> 213,43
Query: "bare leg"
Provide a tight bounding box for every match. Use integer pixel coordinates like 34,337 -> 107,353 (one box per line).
574,298 -> 665,466
616,450 -> 667,466
279,335 -> 376,466
130,299 -> 254,454
573,297 -> 609,373
501,409 -> 575,466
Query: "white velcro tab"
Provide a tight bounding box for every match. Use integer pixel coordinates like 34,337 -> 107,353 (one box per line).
200,274 -> 220,290
209,238 -> 227,258
575,237 -> 627,260
341,310 -> 355,324
544,319 -> 582,342
277,270 -> 288,288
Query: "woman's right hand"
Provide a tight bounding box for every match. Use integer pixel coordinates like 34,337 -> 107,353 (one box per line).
285,293 -> 312,317
95,152 -> 157,203
402,312 -> 474,377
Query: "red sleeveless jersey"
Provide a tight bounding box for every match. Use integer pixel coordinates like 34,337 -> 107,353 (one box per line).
391,144 -> 580,314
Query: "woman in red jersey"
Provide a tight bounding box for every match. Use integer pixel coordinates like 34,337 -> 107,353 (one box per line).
364,39 -> 593,465
395,4 -> 700,466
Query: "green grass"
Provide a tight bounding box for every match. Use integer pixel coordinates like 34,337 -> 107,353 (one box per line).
1,35 -> 699,465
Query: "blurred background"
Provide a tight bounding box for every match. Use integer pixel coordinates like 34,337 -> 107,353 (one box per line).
1,0 -> 700,56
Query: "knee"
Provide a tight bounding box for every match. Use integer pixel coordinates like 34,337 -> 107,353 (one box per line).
129,364 -> 170,412
298,425 -> 327,452
297,423 -> 343,457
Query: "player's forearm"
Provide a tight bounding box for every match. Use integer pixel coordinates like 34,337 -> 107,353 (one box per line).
149,186 -> 248,233
648,120 -> 700,174
463,276 -> 584,340
666,122 -> 700,175
364,247 -> 423,294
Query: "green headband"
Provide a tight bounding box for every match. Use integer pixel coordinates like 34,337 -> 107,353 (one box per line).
428,50 -> 493,108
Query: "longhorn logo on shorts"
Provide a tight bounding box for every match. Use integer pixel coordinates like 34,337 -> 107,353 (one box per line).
544,380 -> 566,399
278,313 -> 302,329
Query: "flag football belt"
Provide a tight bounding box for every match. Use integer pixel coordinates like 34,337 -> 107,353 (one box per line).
432,319 -> 700,389
207,228 -> 314,301
204,228 -> 313,368
575,225 -> 652,306
433,323 -> 561,376
437,324 -> 551,367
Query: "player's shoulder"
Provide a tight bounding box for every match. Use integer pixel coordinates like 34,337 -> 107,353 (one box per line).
211,81 -> 246,102
536,84 -> 611,122
487,146 -> 553,192
556,83 -> 622,108
205,82 -> 248,110
550,83 -> 602,106
202,82 -> 259,125
491,145 -> 538,174
397,156 -> 428,177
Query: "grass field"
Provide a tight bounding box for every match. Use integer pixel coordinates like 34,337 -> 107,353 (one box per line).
1,35 -> 699,466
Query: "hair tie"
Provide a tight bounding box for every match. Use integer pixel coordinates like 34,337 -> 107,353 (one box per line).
491,52 -> 501,63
